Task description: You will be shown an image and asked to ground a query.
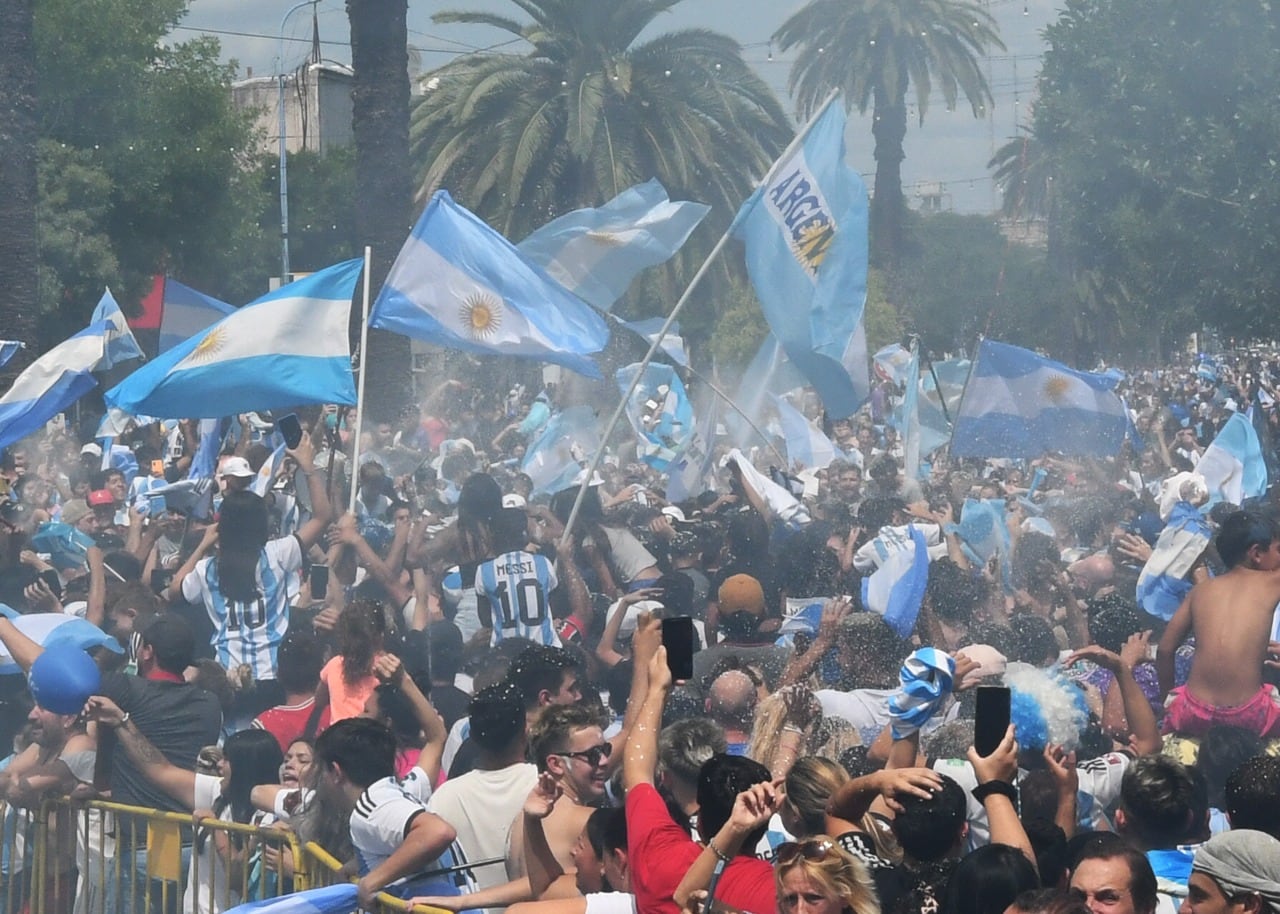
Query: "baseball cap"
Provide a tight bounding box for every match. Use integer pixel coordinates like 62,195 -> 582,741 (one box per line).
86,489 -> 115,508
218,457 -> 254,479
661,505 -> 686,523
502,493 -> 527,509
79,443 -> 103,458
572,468 -> 605,487
61,500 -> 91,526
717,574 -> 766,617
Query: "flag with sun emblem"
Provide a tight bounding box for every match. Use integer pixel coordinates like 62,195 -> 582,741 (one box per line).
370,191 -> 610,378
104,259 -> 363,419
516,179 -> 710,311
730,102 -> 870,420
950,339 -> 1129,458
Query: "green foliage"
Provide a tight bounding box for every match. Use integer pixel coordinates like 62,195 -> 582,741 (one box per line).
411,0 -> 792,332
30,0 -> 266,333
775,0 -> 1002,264
1032,0 -> 1280,354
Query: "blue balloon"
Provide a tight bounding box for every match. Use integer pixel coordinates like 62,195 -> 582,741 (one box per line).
29,644 -> 101,715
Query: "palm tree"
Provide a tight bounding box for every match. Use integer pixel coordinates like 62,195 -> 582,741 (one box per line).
0,0 -> 39,385
347,0 -> 413,416
411,0 -> 791,247
774,0 -> 1003,266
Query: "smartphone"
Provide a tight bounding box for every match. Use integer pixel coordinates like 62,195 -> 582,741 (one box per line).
150,459 -> 165,477
309,564 -> 329,601
38,569 -> 62,600
276,413 -> 304,450
661,616 -> 696,681
974,685 -> 1012,757
150,568 -> 173,596
149,494 -> 167,516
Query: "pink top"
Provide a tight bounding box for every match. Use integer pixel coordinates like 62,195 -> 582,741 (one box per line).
319,656 -> 379,722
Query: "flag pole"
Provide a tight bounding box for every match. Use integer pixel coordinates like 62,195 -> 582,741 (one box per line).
348,246 -> 372,514
558,89 -> 842,550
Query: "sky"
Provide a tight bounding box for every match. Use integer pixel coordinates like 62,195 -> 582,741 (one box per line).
177,0 -> 1062,214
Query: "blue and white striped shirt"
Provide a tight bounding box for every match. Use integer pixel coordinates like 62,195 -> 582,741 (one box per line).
474,550 -> 559,647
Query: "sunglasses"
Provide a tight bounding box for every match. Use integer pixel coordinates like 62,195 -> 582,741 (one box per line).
775,839 -> 837,866
559,743 -> 612,767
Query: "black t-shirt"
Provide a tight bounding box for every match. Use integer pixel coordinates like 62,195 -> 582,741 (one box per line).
429,684 -> 471,731
837,831 -> 955,914
98,671 -> 223,816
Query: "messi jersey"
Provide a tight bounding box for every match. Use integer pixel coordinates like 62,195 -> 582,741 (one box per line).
474,550 -> 560,647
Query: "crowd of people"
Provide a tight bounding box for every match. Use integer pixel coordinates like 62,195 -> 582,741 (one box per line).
1,348 -> 1280,914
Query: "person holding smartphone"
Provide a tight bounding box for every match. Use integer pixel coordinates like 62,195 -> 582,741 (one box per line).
165,427 -> 332,722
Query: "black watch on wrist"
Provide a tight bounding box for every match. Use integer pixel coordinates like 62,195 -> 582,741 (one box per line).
971,780 -> 1018,806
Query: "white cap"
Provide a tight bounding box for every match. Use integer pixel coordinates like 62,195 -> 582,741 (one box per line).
502,493 -> 527,509
661,505 -> 686,523
80,443 -> 103,457
218,456 -> 254,478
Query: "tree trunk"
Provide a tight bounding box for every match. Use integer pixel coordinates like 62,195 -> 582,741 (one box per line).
346,0 -> 413,420
0,0 -> 40,384
869,83 -> 907,270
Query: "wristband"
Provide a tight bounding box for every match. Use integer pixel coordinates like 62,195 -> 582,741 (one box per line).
971,780 -> 1018,804
707,839 -> 732,864
119,712 -> 131,728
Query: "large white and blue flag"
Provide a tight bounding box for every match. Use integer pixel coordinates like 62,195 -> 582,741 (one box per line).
90,289 -> 146,368
186,418 -> 226,480
521,406 -> 601,496
950,339 -> 1128,458
725,448 -> 810,529
371,191 -> 610,378
861,524 -> 930,638
251,443 -> 288,497
0,342 -> 24,369
1198,411 -> 1269,505
159,278 -> 236,355
874,344 -> 914,385
0,606 -> 122,675
772,394 -> 837,471
617,363 -> 694,473
668,387 -> 721,503
0,320 -> 122,452
219,884 -> 358,914
1135,500 -> 1211,621
918,358 -> 968,457
730,102 -> 870,419
517,179 -> 710,311
106,259 -> 362,419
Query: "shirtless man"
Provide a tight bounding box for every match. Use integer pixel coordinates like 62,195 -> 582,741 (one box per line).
1157,509 -> 1280,738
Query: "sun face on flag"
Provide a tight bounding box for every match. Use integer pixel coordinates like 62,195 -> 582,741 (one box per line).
1043,373 -> 1076,404
460,293 -> 503,340
584,229 -> 626,247
184,326 -> 227,366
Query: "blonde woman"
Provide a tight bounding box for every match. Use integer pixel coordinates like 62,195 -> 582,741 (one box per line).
782,757 -> 901,867
774,838 -> 881,914
747,686 -> 823,781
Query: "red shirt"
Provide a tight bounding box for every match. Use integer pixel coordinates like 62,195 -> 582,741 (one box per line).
625,782 -> 777,914
252,698 -> 331,752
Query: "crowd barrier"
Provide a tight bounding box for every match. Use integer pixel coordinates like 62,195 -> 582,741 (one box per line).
0,795 -> 456,914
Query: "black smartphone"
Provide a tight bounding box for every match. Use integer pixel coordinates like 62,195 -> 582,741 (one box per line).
309,564 -> 329,601
661,616 -> 696,681
38,569 -> 62,600
150,568 -> 173,596
974,685 -> 1012,757
276,413 -> 304,450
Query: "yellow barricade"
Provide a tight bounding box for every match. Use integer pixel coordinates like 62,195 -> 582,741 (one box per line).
298,841 -> 453,914
23,796 -> 304,914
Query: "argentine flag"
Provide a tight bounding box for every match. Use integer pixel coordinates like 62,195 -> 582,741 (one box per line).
91,288 -> 146,368
617,363 -> 694,473
218,884 -> 357,914
0,606 -> 123,675
731,102 -> 870,419
159,278 -> 235,355
773,394 -> 837,471
0,315 -> 139,452
370,191 -> 610,378
517,179 -> 709,311
106,259 -> 362,419
861,524 -> 931,638
0,342 -> 22,369
951,339 -> 1128,458
521,406 -> 600,496
1198,412 -> 1268,505
1136,501 -> 1211,622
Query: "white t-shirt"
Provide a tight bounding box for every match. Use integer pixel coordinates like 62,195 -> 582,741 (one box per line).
585,893 -> 638,914
933,749 -> 1132,848
182,536 -> 304,681
816,688 -> 960,747
350,773 -> 437,877
186,773 -> 236,914
428,763 -> 539,914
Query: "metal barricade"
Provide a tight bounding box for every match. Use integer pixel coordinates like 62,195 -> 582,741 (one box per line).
0,798 -> 37,914
27,796 -> 305,914
297,841 -> 453,914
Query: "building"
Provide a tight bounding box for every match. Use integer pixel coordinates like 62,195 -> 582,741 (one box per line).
232,61 -> 354,157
